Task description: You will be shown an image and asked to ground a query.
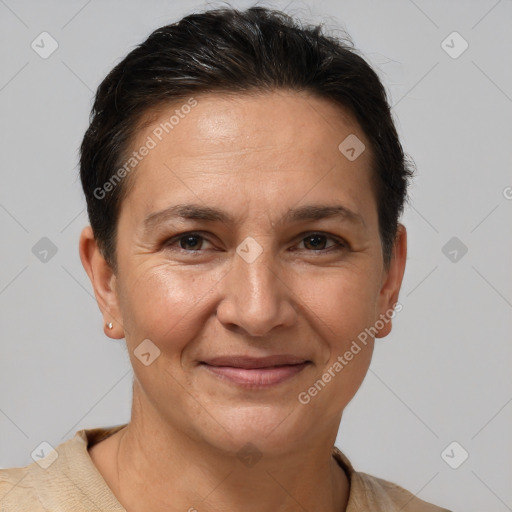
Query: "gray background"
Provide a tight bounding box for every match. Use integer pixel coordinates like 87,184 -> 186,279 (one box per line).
1,1 -> 511,511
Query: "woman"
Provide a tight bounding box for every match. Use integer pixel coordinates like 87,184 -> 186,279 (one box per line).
0,6 -> 451,511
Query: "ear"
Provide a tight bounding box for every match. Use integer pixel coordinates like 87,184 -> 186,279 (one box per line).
374,223 -> 407,339
79,225 -> 125,339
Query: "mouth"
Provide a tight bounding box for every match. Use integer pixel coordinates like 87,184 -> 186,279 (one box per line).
198,355 -> 312,388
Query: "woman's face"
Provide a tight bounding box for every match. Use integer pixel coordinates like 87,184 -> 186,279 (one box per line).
93,90 -> 405,455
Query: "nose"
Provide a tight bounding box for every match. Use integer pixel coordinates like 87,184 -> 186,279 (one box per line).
215,244 -> 297,337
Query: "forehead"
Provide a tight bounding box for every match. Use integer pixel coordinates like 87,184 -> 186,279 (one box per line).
121,90 -> 375,218
136,90 -> 365,157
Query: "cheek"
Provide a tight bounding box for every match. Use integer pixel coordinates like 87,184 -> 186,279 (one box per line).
119,263 -> 221,354
295,264 -> 380,344
294,267 -> 378,404
119,256 -> 381,351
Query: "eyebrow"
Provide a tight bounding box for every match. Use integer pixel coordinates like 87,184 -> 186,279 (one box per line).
143,202 -> 366,233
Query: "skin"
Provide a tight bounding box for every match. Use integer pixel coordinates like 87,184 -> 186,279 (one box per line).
80,90 -> 407,512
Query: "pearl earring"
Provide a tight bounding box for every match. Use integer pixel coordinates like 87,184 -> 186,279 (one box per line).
106,322 -> 113,329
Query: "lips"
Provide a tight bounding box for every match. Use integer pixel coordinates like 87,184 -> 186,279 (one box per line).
201,355 -> 309,369
199,355 -> 311,387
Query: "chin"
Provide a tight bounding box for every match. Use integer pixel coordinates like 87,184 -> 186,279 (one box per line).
200,403 -> 307,456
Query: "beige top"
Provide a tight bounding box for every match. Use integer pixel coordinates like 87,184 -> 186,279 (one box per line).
0,424 -> 451,511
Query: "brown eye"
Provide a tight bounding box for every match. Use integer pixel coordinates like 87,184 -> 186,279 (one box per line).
297,233 -> 347,252
178,234 -> 203,250
164,232 -> 213,252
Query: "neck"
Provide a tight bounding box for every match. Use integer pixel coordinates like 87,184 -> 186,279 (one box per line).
95,392 -> 350,512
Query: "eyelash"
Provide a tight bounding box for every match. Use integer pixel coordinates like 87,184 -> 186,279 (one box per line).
163,231 -> 349,254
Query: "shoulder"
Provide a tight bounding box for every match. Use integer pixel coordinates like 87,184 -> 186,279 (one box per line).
351,471 -> 453,512
0,465 -> 48,511
332,447 -> 452,512
0,425 -> 127,512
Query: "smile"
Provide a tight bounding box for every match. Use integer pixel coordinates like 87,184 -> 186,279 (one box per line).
199,356 -> 311,388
